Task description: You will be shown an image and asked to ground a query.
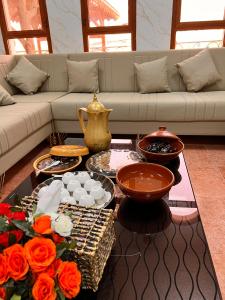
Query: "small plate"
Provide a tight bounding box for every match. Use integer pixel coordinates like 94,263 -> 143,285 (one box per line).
33,154 -> 82,175
32,171 -> 115,209
86,149 -> 143,178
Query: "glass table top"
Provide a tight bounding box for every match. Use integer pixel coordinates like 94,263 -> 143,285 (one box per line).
6,137 -> 222,300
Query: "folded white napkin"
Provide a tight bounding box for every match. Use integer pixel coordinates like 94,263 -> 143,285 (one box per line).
36,180 -> 62,214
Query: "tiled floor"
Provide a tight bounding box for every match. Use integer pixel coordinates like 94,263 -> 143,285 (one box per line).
184,142 -> 225,300
1,137 -> 225,299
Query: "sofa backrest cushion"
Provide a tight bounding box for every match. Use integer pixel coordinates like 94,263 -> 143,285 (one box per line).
0,84 -> 15,105
69,48 -> 225,92
0,55 -> 19,95
67,59 -> 99,92
1,48 -> 225,94
176,49 -> 221,92
6,56 -> 49,94
68,52 -> 136,92
134,56 -> 170,93
23,54 -> 68,92
201,48 -> 225,92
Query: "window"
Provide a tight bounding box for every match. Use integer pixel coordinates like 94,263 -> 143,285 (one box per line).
171,0 -> 225,49
0,0 -> 52,54
80,0 -> 136,52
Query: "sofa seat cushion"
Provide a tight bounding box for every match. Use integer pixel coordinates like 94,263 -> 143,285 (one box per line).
51,92 -> 225,123
0,102 -> 51,156
13,92 -> 67,103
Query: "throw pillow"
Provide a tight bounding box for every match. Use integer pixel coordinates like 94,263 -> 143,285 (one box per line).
67,59 -> 99,93
176,49 -> 221,92
0,84 -> 15,106
6,56 -> 49,95
134,57 -> 170,93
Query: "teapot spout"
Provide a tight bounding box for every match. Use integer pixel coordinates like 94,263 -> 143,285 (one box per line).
104,108 -> 113,116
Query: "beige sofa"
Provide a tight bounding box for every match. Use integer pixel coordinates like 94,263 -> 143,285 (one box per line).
0,48 -> 225,176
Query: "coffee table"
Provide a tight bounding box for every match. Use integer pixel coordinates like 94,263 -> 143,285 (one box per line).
6,137 -> 222,300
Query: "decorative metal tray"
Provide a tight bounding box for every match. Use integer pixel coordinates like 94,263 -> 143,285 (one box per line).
86,149 -> 143,178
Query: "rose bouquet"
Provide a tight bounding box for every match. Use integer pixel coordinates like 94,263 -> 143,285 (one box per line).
0,203 -> 81,300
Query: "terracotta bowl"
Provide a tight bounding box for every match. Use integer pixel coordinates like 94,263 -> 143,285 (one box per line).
137,137 -> 184,163
116,163 -> 175,202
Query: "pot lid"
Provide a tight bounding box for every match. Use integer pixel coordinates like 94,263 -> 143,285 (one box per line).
87,93 -> 105,113
50,145 -> 89,157
145,126 -> 180,140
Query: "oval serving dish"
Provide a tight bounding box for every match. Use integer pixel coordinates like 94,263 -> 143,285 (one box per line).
33,154 -> 82,175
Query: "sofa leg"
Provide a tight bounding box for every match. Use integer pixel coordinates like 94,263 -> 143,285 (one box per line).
0,173 -> 5,199
48,132 -> 68,147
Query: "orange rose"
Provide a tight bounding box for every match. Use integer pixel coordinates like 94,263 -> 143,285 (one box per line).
32,273 -> 56,300
58,261 -> 81,299
33,215 -> 53,235
45,259 -> 62,278
24,237 -> 56,272
4,244 -> 29,281
0,254 -> 8,285
0,287 -> 6,300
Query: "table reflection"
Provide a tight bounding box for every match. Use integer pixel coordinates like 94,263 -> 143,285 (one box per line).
117,198 -> 171,234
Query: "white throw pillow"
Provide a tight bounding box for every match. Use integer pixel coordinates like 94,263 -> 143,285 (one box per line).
67,59 -> 99,93
6,56 -> 49,95
134,57 -> 170,93
176,49 -> 221,92
0,84 -> 15,106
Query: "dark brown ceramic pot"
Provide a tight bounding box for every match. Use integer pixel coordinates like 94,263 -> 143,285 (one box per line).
137,127 -> 184,163
116,162 -> 174,202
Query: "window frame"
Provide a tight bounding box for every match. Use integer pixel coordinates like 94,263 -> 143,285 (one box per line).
0,0 -> 52,54
170,0 -> 225,49
80,0 -> 136,52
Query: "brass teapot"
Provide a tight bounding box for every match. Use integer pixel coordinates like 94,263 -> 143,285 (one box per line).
78,94 -> 112,153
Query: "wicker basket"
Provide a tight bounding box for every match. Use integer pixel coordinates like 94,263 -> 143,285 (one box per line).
21,196 -> 115,292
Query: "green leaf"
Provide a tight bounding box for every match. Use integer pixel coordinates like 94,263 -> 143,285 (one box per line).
64,211 -> 73,218
8,233 -> 17,246
10,220 -> 35,237
10,294 -> 21,300
56,289 -> 65,300
14,284 -> 27,296
10,207 -> 23,212
56,242 -> 69,258
3,278 -> 15,288
32,204 -> 37,215
68,240 -> 76,249
0,217 -> 10,232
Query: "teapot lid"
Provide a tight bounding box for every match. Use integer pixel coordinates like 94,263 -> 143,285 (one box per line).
145,126 -> 180,140
87,93 -> 105,113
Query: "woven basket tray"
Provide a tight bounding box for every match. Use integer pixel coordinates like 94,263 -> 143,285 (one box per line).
21,196 -> 115,292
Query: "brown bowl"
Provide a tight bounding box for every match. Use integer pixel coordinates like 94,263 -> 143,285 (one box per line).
137,137 -> 184,163
116,163 -> 174,202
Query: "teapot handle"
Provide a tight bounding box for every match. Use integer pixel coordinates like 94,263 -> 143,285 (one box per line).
78,108 -> 87,134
